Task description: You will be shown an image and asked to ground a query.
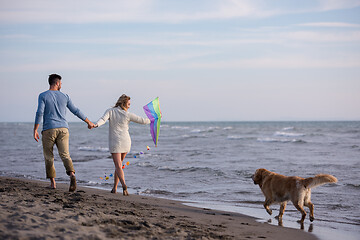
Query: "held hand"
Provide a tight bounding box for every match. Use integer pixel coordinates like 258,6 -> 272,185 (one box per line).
87,122 -> 96,129
34,130 -> 40,142
84,118 -> 95,129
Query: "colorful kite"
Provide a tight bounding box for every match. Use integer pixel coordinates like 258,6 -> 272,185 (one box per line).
143,97 -> 162,147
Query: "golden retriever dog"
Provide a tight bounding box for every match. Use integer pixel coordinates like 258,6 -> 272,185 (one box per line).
251,168 -> 337,223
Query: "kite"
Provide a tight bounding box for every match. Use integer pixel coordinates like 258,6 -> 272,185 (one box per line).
143,97 -> 162,147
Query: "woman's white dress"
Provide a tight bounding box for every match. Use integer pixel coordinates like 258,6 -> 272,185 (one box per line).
96,107 -> 150,153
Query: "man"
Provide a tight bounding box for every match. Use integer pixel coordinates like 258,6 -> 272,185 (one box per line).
34,74 -> 94,192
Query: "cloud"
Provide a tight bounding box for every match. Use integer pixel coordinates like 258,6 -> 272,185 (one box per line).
0,56 -> 163,72
185,56 -> 360,69
1,52 -> 358,73
0,50 -> 217,72
4,26 -> 359,48
0,34 -> 34,40
298,22 -> 360,28
0,0 -> 153,24
1,0 -> 359,24
317,0 -> 360,11
30,35 -> 277,47
282,30 -> 360,42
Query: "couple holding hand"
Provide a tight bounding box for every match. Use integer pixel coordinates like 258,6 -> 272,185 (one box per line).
34,74 -> 150,195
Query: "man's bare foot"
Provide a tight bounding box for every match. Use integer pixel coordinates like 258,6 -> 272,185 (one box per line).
69,175 -> 76,192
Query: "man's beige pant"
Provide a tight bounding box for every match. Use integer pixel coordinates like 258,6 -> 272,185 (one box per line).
42,128 -> 75,178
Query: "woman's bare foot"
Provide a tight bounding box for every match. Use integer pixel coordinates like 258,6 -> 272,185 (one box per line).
50,178 -> 56,189
111,188 -> 117,193
123,185 -> 129,196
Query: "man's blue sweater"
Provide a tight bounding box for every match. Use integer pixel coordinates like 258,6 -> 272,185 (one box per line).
35,90 -> 87,131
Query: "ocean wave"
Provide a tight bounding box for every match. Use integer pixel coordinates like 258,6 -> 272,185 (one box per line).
136,162 -> 155,168
73,156 -> 101,162
140,189 -> 211,198
233,200 -> 264,205
324,203 -> 353,210
345,183 -> 360,189
181,134 -> 191,138
0,172 -> 35,180
141,189 -> 173,196
233,190 -> 255,195
308,132 -> 325,137
343,129 -> 360,134
227,135 -> 256,140
85,180 -> 102,185
78,146 -> 109,152
282,127 -> 295,131
157,166 -> 225,176
190,129 -> 204,133
315,217 -> 360,226
181,134 -> 207,139
234,170 -> 253,178
257,138 -> 306,143
173,190 -> 210,198
190,127 -> 219,133
227,135 -> 243,140
171,126 -> 190,130
76,179 -> 107,185
274,131 -> 305,137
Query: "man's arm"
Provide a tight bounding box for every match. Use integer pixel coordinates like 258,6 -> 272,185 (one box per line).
66,95 -> 95,129
34,124 -> 40,142
34,94 -> 44,142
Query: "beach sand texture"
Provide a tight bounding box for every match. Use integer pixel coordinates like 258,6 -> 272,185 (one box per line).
0,177 -> 317,240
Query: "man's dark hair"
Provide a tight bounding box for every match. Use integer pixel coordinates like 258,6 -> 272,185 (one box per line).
48,74 -> 62,85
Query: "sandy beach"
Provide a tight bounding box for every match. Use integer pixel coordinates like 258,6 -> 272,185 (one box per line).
0,176 -> 318,240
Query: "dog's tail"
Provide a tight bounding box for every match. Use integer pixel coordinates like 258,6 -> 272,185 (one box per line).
303,174 -> 337,189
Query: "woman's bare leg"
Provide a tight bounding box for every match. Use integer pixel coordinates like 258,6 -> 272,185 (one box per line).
120,153 -> 128,195
111,153 -> 128,195
111,171 -> 120,193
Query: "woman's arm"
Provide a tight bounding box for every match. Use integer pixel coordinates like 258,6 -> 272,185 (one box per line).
95,108 -> 111,127
128,112 -> 151,125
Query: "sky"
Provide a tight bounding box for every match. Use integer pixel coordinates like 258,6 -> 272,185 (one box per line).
0,0 -> 360,122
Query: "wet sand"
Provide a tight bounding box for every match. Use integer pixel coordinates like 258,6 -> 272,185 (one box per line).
0,176 -> 318,239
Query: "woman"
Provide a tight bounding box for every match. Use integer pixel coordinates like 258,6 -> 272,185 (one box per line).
95,94 -> 150,195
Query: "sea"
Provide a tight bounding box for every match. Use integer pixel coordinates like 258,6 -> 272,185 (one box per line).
0,121 -> 359,240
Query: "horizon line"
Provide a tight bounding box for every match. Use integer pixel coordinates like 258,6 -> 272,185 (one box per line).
2,120 -> 359,123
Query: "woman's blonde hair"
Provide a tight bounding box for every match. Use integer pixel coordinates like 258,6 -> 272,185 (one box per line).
114,94 -> 130,110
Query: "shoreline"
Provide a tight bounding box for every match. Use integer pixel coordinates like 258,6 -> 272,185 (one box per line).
0,176 -> 317,240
